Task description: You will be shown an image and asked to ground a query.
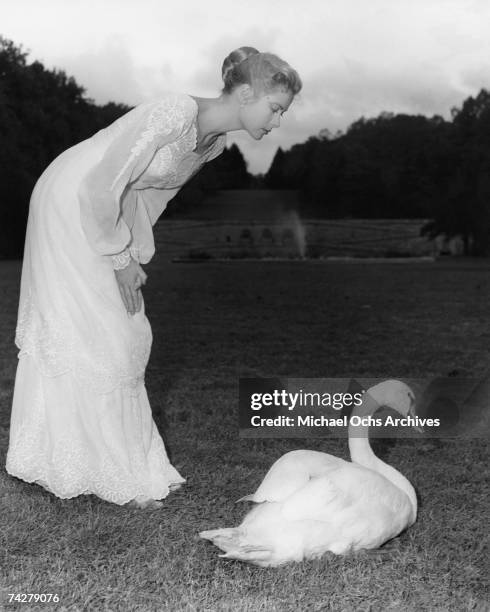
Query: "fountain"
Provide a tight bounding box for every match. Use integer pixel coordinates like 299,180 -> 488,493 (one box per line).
289,210 -> 306,259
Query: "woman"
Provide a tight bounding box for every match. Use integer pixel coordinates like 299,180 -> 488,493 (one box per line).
6,46 -> 302,508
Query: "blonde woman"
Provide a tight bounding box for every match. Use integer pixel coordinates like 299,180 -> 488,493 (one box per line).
6,46 -> 302,508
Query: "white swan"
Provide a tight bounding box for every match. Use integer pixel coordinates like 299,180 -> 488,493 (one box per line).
200,380 -> 418,567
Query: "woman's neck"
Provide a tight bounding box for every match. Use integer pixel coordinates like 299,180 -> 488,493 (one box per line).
190,94 -> 242,143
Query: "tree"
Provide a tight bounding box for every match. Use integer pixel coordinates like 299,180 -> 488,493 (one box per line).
0,36 -> 130,257
264,147 -> 286,188
265,110 -> 456,222
423,89 -> 490,254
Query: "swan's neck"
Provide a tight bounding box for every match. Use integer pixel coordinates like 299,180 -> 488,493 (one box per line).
348,393 -> 418,521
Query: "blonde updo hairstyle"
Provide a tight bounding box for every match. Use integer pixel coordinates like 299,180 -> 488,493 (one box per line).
221,46 -> 302,97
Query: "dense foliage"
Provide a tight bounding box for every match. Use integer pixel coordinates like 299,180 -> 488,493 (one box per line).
0,37 -> 132,257
264,92 -> 490,254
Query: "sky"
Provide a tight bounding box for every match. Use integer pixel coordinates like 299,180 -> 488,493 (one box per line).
2,0 -> 490,174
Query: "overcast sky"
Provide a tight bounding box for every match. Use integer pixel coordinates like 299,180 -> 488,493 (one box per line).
2,0 -> 490,173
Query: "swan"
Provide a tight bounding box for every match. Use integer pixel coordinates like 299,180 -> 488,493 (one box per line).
200,380 -> 419,567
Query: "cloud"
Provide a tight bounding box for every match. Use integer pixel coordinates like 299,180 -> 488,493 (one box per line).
63,37 -> 141,105
62,36 -> 180,106
459,63 -> 490,95
303,57 -> 470,130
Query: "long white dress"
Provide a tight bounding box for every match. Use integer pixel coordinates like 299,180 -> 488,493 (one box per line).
6,93 -> 226,505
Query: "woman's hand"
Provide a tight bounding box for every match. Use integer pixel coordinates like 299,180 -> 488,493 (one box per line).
114,258 -> 148,315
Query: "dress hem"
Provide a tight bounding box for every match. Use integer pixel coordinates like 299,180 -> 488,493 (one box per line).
5,466 -> 186,506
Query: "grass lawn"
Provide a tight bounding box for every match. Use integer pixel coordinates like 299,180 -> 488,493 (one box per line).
0,257 -> 489,611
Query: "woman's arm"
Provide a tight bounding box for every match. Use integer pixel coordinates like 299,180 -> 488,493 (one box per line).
78,94 -> 194,313
78,94 -> 193,258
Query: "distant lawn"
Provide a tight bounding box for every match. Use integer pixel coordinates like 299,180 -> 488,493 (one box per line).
1,258 -> 488,611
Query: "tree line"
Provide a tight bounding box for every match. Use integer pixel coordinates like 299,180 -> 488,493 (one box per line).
1,36 -> 490,256
265,91 -> 490,254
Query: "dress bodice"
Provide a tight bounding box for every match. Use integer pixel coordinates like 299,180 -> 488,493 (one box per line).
132,96 -> 226,190
79,92 -> 226,262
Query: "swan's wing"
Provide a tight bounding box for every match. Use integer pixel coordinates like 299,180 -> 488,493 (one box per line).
247,450 -> 347,503
280,466 -> 353,522
281,464 -> 411,537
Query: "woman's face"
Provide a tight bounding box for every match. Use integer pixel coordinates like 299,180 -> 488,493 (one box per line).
239,88 -> 294,140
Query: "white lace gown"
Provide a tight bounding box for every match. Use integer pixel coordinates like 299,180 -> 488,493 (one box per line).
6,93 -> 226,505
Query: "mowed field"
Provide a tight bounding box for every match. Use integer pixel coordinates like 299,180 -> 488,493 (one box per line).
0,257 -> 489,611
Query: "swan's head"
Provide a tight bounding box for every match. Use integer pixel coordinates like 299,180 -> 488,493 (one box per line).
367,380 -> 416,417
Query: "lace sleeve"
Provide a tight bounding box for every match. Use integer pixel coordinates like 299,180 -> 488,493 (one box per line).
78,94 -> 194,257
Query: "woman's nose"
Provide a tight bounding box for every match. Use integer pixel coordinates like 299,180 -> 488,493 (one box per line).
271,115 -> 281,128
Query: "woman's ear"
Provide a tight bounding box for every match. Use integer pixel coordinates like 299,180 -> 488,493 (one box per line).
236,84 -> 255,107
